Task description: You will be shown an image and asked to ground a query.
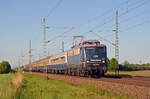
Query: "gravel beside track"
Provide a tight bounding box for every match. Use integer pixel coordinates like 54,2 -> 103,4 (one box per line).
30,72 -> 150,99
96,77 -> 150,88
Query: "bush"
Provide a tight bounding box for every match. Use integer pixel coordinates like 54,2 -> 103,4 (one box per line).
108,58 -> 118,71
0,61 -> 11,74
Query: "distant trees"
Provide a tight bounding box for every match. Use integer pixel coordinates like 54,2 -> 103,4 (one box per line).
0,61 -> 11,74
143,63 -> 150,67
119,60 -> 136,71
107,58 -> 150,71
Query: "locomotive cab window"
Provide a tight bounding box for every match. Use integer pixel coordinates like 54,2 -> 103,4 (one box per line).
85,47 -> 106,62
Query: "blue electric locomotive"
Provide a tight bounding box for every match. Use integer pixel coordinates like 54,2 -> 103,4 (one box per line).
66,40 -> 107,77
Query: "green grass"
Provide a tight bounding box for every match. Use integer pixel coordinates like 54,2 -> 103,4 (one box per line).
0,73 -> 17,99
14,73 -> 129,99
0,73 -> 130,99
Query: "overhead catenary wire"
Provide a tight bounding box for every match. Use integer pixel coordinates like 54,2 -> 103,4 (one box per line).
92,0 -> 150,32
75,0 -> 134,29
77,0 -> 150,44
121,19 -> 150,32
49,40 -> 74,55
47,36 -> 74,55
96,7 -> 150,34
89,31 -> 116,46
46,0 -> 149,50
46,0 -> 63,20
46,27 -> 75,43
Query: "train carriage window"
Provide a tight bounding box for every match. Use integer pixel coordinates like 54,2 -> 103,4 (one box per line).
60,56 -> 65,59
49,59 -> 51,64
68,51 -> 73,56
100,47 -> 105,54
74,49 -> 80,55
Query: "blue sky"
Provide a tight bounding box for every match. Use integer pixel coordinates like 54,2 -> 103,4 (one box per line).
0,0 -> 150,67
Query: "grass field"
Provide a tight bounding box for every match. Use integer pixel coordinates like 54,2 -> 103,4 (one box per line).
107,70 -> 150,77
0,73 -> 129,99
0,73 -> 17,99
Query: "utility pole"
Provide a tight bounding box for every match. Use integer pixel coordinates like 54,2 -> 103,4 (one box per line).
21,51 -> 25,72
43,18 -> 49,80
21,50 -> 24,66
115,10 -> 119,76
43,18 -> 47,58
62,41 -> 64,52
18,57 -> 20,71
29,40 -> 32,72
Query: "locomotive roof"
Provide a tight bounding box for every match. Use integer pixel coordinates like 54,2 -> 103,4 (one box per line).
32,56 -> 51,63
71,44 -> 106,49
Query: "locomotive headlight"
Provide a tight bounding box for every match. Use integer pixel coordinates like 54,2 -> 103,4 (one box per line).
102,60 -> 105,63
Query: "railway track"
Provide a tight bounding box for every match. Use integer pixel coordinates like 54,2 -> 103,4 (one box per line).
31,72 -> 150,88
96,77 -> 150,88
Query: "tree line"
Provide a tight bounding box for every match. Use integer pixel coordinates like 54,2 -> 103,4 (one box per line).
107,58 -> 150,71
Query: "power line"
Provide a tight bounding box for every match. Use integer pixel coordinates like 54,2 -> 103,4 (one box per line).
46,27 -> 75,43
119,0 -> 150,17
89,0 -> 150,32
45,0 -> 148,53
121,19 -> 150,32
103,33 -> 116,38
46,0 -> 63,20
76,0 -> 132,29
100,7 -> 150,33
47,37 -> 73,55
89,31 -> 115,46
45,27 -> 74,55
118,8 -> 150,25
53,0 -> 150,52
77,0 -> 150,44
47,26 -> 71,29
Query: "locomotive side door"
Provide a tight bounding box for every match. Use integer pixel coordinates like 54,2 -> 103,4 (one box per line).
80,47 -> 86,68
